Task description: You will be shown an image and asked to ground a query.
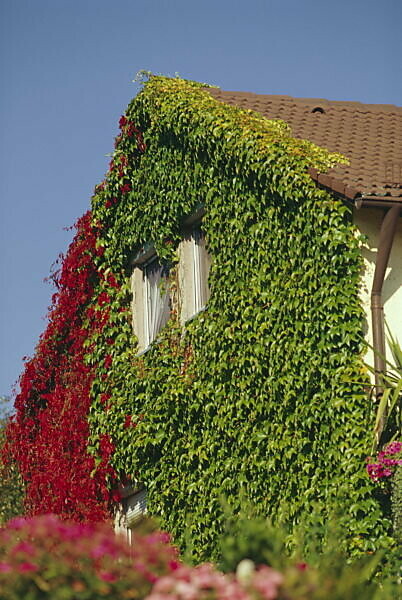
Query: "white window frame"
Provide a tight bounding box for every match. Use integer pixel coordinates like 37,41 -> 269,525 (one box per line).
178,217 -> 211,325
115,485 -> 147,544
131,247 -> 171,353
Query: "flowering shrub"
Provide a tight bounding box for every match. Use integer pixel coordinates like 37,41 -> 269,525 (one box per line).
366,441 -> 402,481
146,562 -> 284,600
0,514 -> 178,600
1,514 -> 398,599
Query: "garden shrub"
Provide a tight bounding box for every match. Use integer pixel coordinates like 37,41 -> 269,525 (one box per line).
392,465 -> 402,543
0,397 -> 24,524
0,514 -> 179,600
0,514 -> 399,599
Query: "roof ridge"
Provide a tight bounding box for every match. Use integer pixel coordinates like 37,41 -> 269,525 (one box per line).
206,88 -> 402,113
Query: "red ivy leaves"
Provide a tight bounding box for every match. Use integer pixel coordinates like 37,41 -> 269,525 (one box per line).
120,183 -> 131,195
118,115 -> 146,153
5,212 -> 117,522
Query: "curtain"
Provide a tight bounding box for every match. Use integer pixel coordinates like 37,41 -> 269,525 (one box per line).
143,260 -> 170,347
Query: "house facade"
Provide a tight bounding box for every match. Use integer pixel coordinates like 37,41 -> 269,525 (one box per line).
10,76 -> 401,561
94,79 -> 401,558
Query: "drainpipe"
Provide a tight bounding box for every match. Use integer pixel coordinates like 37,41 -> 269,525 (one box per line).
365,203 -> 401,397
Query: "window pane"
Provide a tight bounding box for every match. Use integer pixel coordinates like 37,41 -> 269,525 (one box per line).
143,259 -> 170,346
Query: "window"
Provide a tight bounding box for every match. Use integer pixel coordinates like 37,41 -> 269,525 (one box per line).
178,222 -> 211,324
131,250 -> 171,353
115,486 -> 147,544
142,259 -> 170,348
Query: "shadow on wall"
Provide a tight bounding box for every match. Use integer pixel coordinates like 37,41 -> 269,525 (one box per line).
355,207 -> 402,346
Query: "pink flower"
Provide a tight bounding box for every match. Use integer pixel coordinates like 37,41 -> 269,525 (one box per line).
8,517 -> 27,530
367,440 -> 402,480
17,561 -> 38,573
367,463 -> 392,480
11,541 -> 36,557
251,566 -> 283,600
0,562 -> 12,573
98,570 -> 117,583
385,441 -> 402,455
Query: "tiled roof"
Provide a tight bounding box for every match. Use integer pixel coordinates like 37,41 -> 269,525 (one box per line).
207,89 -> 402,201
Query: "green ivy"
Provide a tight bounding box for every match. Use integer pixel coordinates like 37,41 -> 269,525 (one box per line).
87,76 -> 392,561
391,466 -> 402,543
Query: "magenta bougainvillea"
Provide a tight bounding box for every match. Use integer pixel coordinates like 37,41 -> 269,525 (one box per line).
4,212 -> 118,521
366,441 -> 402,481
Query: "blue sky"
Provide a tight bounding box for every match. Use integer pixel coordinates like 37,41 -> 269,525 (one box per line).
0,0 -> 401,400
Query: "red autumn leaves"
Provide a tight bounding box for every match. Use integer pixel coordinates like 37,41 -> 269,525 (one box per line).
5,213 -> 118,521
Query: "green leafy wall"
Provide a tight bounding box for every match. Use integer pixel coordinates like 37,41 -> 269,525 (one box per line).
87,77 -> 389,561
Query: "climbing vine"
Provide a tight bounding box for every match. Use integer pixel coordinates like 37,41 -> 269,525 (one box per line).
7,76 -> 394,559
6,212 -> 118,521
86,77 -> 393,559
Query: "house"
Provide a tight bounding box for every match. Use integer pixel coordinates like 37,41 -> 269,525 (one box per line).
10,77 -> 402,561
106,80 -> 402,555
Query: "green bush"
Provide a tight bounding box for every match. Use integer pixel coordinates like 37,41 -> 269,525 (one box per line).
217,510 -> 399,599
0,397 -> 24,524
392,465 -> 402,544
0,513 -> 399,599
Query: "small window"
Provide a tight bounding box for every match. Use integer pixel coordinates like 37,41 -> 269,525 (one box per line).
115,486 -> 147,544
131,252 -> 171,352
178,223 -> 211,324
143,259 -> 170,348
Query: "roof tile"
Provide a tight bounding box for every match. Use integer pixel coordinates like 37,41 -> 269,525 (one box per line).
207,88 -> 402,200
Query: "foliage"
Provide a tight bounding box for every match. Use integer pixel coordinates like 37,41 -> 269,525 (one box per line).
391,465 -> 402,544
0,397 -> 24,524
85,75 -> 388,560
5,213 -> 118,521
1,514 -> 398,600
0,514 -> 178,600
217,508 -> 400,597
7,75 -> 392,558
370,326 -> 402,451
219,512 -> 288,573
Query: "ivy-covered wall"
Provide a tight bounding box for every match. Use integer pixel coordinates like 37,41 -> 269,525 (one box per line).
85,77 -> 390,560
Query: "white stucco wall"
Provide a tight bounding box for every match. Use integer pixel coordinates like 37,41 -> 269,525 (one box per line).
354,207 -> 402,370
